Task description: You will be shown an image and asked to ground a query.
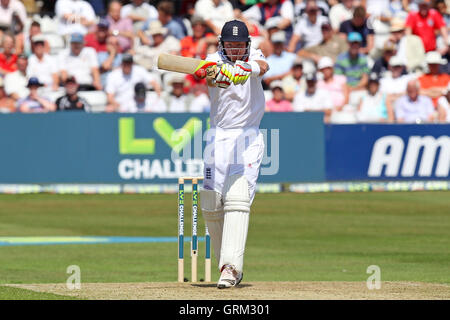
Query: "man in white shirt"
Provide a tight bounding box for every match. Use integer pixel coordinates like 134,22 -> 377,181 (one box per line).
27,35 -> 59,91
55,0 -> 96,36
105,54 -> 161,112
58,33 -> 102,91
4,54 -> 28,100
195,0 -> 236,35
121,0 -> 159,32
0,0 -> 27,31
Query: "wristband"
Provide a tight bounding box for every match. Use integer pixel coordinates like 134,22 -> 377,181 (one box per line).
249,60 -> 261,77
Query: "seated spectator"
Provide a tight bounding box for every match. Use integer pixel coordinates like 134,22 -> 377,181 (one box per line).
435,0 -> 450,28
55,76 -> 92,112
22,20 -> 50,57
154,1 -> 186,40
0,77 -> 15,113
135,20 -> 181,71
55,0 -> 96,36
294,0 -> 330,18
339,6 -> 375,55
356,73 -> 391,123
128,82 -> 167,113
265,80 -> 293,112
418,51 -> 450,107
335,32 -> 369,92
189,83 -> 210,113
98,36 -> 123,88
180,16 -> 216,59
162,73 -> 195,112
317,56 -> 348,111
4,54 -> 28,100
329,0 -> 355,31
293,72 -> 333,122
288,0 -> 329,52
105,54 -> 161,112
282,56 -> 306,101
437,83 -> 450,122
17,77 -> 56,113
258,17 -> 283,57
241,0 -> 294,35
84,19 -> 110,53
107,0 -> 134,53
297,21 -> 348,64
0,0 -> 27,35
58,33 -> 102,91
371,40 -> 397,77
0,33 -> 17,76
121,0 -> 159,33
394,79 -> 435,123
262,31 -> 297,88
27,35 -> 59,91
405,0 -> 448,54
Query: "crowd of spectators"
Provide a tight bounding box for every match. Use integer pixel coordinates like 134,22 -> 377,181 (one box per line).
0,0 -> 448,123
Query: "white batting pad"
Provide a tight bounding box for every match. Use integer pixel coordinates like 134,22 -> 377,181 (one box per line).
200,189 -> 224,264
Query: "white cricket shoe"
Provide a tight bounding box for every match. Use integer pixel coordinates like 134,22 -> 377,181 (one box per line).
217,264 -> 243,289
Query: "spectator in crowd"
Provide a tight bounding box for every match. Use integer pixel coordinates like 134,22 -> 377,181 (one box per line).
294,0 -> 330,18
265,80 -> 293,112
434,0 -> 450,27
121,0 -> 159,33
180,16 -> 216,59
162,73 -> 195,112
84,18 -> 110,53
389,17 -> 425,72
154,1 -> 186,40
189,83 -> 210,113
17,77 -> 56,113
364,0 -> 392,18
195,0 -> 235,36
27,35 -> 59,91
105,54 -> 161,112
356,72 -> 391,122
0,33 -> 17,76
335,32 -> 370,92
293,72 -> 333,122
263,31 -> 297,88
297,21 -> 348,64
405,0 -> 448,54
437,83 -> 450,122
55,76 -> 92,112
241,0 -> 294,35
339,5 -> 374,55
106,0 -> 134,53
98,36 -> 123,88
329,0 -> 355,31
371,40 -> 397,77
258,16 -> 283,57
135,20 -> 181,71
288,0 -> 330,52
418,51 -> 450,107
55,0 -> 96,36
22,20 -> 50,57
59,33 -> 102,91
0,0 -> 27,35
4,54 -> 27,100
282,56 -> 306,101
127,82 -> 167,113
317,56 -> 348,111
0,77 -> 15,113
395,79 -> 435,123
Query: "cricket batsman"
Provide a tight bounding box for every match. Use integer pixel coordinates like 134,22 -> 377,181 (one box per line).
196,20 -> 269,289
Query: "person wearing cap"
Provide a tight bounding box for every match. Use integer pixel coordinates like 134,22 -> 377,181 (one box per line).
4,54 -> 28,100
127,81 -> 167,113
55,76 -> 91,112
55,0 -> 96,36
405,0 -> 448,54
105,53 -> 161,112
265,80 -> 292,112
0,33 -> 17,76
356,72 -> 391,123
282,56 -> 307,101
293,72 -> 333,121
418,51 -> 450,106
262,30 -> 297,88
371,40 -> 398,78
27,35 -> 59,91
394,79 -> 436,123
160,73 -> 195,112
0,77 -> 15,113
329,0 -> 355,31
121,0 -> 159,33
437,83 -> 450,122
58,32 -> 102,91
106,1 -> 134,53
17,77 -> 56,113
339,5 -> 374,55
180,15 -> 216,59
288,0 -> 330,52
84,18 -> 110,53
297,21 -> 348,64
335,32 -> 370,91
193,20 -> 269,289
317,56 -> 348,111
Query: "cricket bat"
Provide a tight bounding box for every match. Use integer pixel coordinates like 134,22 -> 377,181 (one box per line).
157,53 -> 218,79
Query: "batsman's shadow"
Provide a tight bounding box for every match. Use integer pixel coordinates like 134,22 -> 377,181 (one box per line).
191,283 -> 252,289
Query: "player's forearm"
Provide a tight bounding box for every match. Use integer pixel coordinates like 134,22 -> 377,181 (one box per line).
252,60 -> 269,77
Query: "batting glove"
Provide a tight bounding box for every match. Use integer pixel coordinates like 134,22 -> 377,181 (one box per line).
233,60 -> 251,85
215,63 -> 234,89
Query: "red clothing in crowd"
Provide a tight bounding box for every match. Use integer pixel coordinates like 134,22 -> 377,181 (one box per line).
84,33 -> 108,53
406,9 -> 446,52
0,53 -> 18,73
180,32 -> 214,59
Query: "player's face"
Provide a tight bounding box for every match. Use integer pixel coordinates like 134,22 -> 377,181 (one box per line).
223,41 -> 247,62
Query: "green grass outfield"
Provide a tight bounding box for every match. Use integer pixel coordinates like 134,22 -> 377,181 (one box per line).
0,192 -> 449,299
